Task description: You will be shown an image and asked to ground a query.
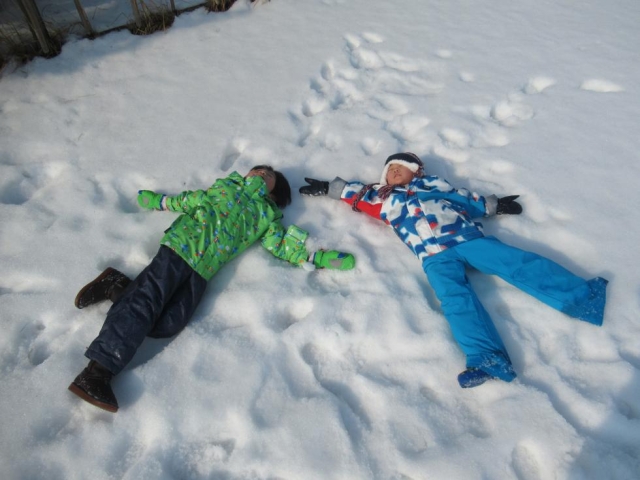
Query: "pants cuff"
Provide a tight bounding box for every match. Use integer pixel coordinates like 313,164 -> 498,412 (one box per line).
467,353 -> 517,382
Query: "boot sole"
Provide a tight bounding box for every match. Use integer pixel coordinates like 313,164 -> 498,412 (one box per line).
74,267 -> 117,309
68,382 -> 118,413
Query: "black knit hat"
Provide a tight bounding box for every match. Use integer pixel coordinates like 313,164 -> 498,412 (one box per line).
379,152 -> 424,185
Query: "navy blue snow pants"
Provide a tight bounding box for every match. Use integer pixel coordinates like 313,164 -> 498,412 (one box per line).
422,236 -> 608,382
85,246 -> 208,375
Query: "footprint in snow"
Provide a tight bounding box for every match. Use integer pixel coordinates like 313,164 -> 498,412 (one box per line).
0,273 -> 58,297
361,137 -> 383,156
439,128 -> 470,149
301,343 -> 372,432
0,162 -> 67,206
220,138 -> 248,171
296,122 -> 321,147
486,159 -> 515,174
523,76 -> 557,94
251,373 -> 288,427
431,144 -> 470,164
378,51 -> 422,73
431,128 -> 472,164
490,98 -> 535,127
266,298 -> 314,332
320,61 -> 335,81
349,47 -> 385,70
361,31 -> 385,44
580,79 -> 624,93
389,417 -> 430,456
367,94 -> 410,122
302,94 -> 328,117
173,438 -> 236,474
459,71 -> 476,83
470,123 -> 510,148
1,316 -> 47,371
377,70 -> 444,96
385,114 -> 431,144
343,32 -> 386,70
330,78 -> 364,110
435,49 -> 453,59
343,32 -> 362,51
511,441 -> 547,480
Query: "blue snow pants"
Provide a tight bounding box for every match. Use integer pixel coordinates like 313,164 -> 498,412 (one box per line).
422,236 -> 607,381
86,246 -> 208,375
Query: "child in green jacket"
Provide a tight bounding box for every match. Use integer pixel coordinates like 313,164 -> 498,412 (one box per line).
69,165 -> 354,413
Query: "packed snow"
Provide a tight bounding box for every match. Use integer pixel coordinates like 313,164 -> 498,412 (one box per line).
1,0 -> 639,479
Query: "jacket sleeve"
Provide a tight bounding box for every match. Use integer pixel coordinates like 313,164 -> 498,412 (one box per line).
419,176 -> 494,218
260,222 -> 310,266
164,189 -> 210,213
325,177 -> 387,221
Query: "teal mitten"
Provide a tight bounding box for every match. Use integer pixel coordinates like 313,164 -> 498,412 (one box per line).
137,190 -> 165,210
312,250 -> 356,270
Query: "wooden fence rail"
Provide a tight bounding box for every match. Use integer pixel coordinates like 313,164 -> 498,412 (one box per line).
1,0 -> 250,63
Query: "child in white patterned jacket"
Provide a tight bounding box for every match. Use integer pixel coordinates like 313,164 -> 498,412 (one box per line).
300,152 -> 608,388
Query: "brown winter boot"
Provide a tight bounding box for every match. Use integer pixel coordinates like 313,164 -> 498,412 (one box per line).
68,361 -> 119,413
74,267 -> 131,309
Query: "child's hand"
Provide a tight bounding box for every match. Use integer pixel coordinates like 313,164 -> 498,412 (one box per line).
496,195 -> 522,215
137,190 -> 165,210
299,178 -> 329,196
311,250 -> 355,270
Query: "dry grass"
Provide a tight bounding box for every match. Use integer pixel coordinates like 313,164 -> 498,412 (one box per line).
205,0 -> 237,13
0,22 -> 63,68
128,4 -> 176,36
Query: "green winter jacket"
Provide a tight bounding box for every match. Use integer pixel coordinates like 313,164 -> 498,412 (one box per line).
160,172 -> 309,280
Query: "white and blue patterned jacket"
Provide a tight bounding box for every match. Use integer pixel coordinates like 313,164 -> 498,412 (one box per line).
329,175 -> 498,263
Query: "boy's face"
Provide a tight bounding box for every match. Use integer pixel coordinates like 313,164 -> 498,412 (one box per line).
246,168 -> 277,192
386,163 -> 415,186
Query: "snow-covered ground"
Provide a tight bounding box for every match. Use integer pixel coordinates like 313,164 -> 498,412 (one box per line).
1,0 -> 639,478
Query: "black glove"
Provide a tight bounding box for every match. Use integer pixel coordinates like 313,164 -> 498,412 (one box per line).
496,195 -> 523,215
299,177 -> 329,196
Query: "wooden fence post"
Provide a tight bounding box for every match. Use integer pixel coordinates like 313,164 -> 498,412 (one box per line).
73,0 -> 94,36
16,0 -> 55,55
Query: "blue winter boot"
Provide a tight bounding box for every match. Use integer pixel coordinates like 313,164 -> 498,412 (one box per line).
458,368 -> 494,388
